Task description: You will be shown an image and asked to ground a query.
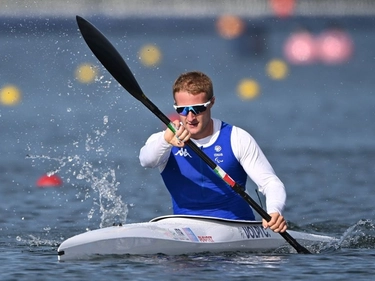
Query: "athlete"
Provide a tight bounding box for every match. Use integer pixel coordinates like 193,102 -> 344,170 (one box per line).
139,71 -> 287,233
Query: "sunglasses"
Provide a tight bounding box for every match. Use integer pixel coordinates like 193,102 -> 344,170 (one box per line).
173,100 -> 212,116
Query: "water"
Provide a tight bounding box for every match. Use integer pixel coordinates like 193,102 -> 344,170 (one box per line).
1,15 -> 375,280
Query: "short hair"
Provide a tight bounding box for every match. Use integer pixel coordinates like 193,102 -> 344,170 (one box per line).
173,71 -> 214,101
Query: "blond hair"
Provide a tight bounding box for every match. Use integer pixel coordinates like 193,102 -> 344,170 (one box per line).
173,71 -> 214,101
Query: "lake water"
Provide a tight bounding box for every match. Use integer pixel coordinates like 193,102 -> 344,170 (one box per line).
1,15 -> 375,280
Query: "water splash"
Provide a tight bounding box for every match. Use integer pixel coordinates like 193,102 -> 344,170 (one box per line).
16,234 -> 61,248
319,219 -> 375,252
337,219 -> 375,249
75,159 -> 128,228
27,116 -> 128,228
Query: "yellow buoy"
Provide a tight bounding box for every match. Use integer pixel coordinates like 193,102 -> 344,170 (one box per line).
139,44 -> 162,67
0,85 -> 21,106
266,59 -> 289,80
237,79 -> 260,100
75,63 -> 98,83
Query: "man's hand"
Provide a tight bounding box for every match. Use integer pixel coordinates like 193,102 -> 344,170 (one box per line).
262,212 -> 287,233
164,120 -> 191,147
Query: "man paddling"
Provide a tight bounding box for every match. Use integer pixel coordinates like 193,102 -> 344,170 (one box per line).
139,71 -> 287,233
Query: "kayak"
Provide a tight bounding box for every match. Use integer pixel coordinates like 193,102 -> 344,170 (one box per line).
57,215 -> 335,261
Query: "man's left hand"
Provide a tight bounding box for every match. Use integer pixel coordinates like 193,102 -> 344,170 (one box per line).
262,212 -> 287,233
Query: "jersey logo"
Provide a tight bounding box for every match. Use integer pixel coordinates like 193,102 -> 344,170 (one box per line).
213,145 -> 224,163
175,148 -> 192,158
215,157 -> 224,163
214,145 -> 224,163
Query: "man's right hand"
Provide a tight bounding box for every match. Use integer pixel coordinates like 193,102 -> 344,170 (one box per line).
164,120 -> 191,147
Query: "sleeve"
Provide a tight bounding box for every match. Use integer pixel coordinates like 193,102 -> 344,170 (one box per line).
139,131 -> 173,169
231,126 -> 286,215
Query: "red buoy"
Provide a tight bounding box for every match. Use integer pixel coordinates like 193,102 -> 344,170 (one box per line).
36,174 -> 63,188
167,112 -> 180,122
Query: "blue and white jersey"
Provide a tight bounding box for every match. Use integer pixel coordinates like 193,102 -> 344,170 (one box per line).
161,122 -> 255,220
139,118 -> 286,220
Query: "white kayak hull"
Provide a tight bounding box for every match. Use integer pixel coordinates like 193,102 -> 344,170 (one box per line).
57,215 -> 335,261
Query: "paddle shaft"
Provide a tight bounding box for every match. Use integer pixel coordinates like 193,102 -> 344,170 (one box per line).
76,15 -> 311,254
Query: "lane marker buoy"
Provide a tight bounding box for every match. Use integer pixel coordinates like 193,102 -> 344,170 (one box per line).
36,174 -> 63,188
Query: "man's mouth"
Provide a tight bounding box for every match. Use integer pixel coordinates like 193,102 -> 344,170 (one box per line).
186,121 -> 198,127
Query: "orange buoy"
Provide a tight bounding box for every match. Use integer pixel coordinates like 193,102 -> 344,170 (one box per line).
36,174 -> 63,188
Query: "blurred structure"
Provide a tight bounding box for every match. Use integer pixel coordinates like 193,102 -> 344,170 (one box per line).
1,0 -> 375,17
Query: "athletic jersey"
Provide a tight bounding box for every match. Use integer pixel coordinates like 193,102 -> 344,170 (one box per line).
139,118 -> 286,220
160,122 -> 255,220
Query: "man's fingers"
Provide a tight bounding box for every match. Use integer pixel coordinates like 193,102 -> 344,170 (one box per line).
263,213 -> 287,233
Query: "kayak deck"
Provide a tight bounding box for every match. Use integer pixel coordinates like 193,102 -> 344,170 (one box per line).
58,215 -> 335,261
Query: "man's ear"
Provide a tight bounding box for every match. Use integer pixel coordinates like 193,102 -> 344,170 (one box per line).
210,96 -> 215,107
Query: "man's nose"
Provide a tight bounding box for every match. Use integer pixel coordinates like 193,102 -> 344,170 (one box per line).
186,110 -> 196,119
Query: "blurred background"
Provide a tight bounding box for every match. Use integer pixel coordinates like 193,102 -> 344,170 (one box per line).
1,0 -> 374,231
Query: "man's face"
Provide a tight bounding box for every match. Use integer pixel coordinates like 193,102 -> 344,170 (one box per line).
174,91 -> 214,139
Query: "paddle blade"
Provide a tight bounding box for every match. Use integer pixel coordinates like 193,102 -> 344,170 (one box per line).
76,16 -> 143,101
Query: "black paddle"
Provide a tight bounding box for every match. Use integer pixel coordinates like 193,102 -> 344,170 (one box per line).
75,15 -> 311,254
